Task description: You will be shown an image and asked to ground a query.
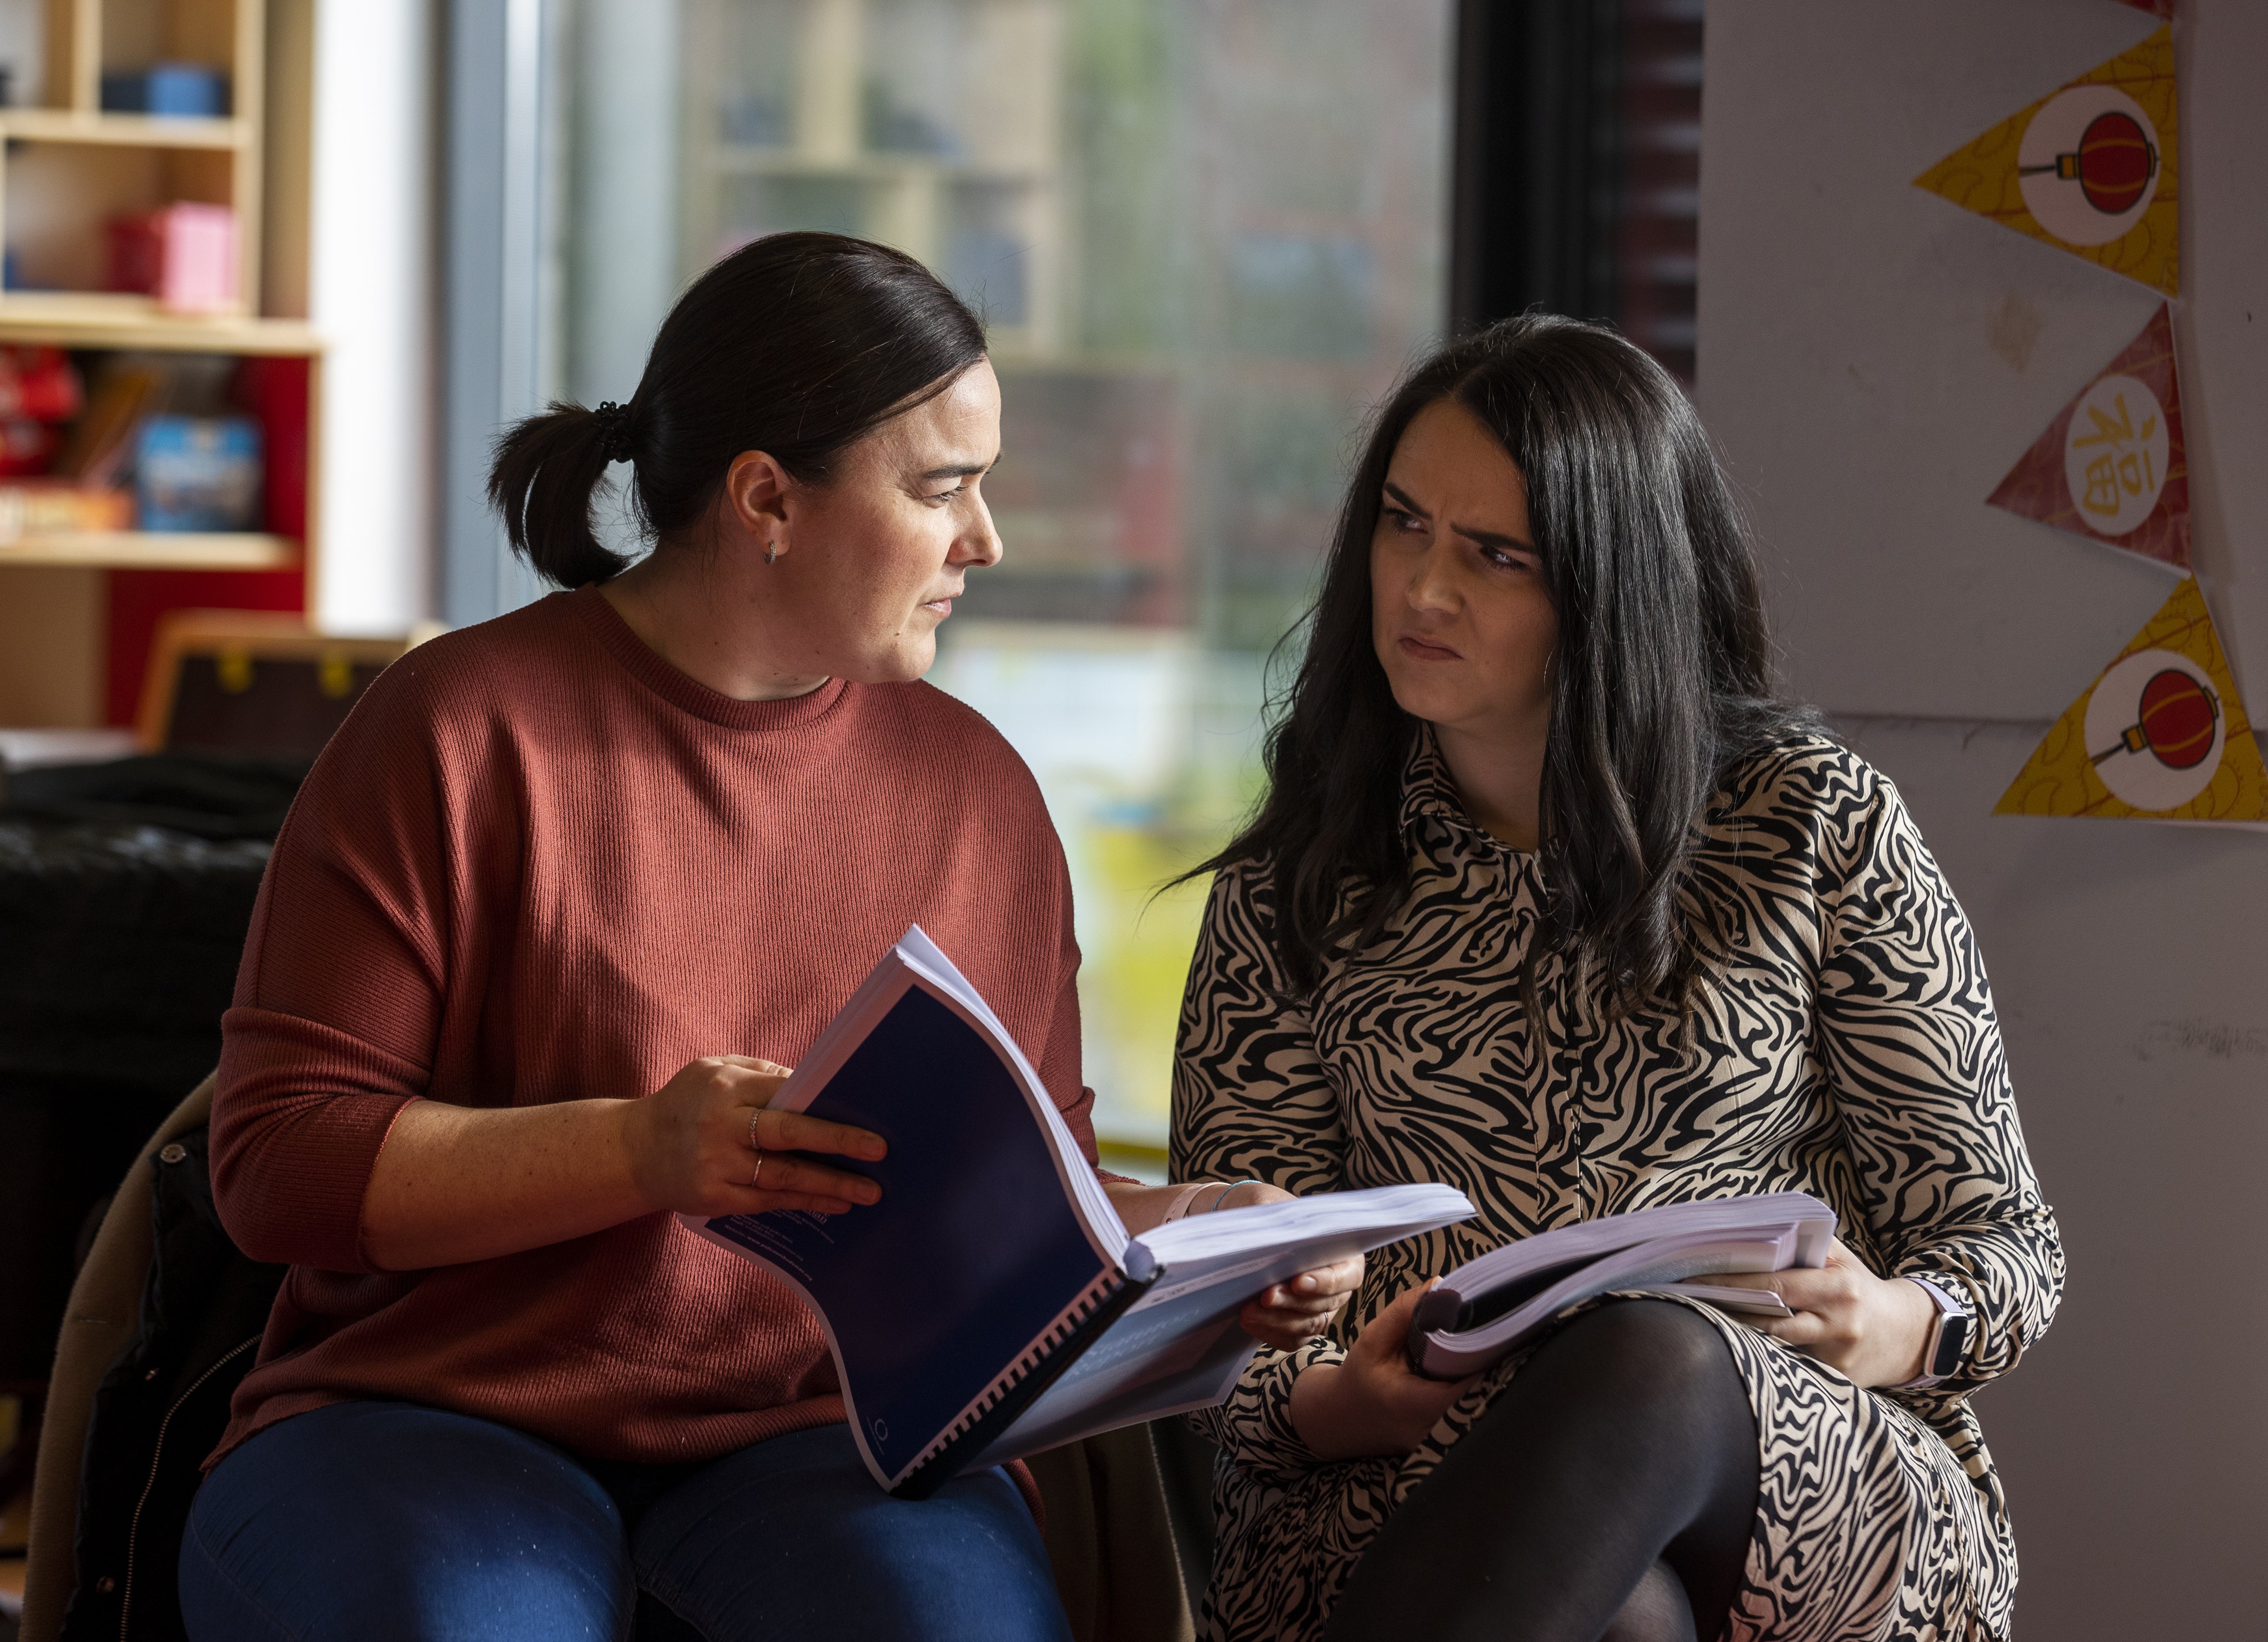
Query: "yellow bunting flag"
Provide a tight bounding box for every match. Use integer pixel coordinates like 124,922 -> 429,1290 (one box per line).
1914,25 -> 2177,295
1997,578 -> 2268,823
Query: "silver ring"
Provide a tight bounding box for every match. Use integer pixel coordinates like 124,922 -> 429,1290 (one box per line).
748,1107 -> 763,1150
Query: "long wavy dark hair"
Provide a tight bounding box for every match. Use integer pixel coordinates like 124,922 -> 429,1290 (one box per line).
1202,313 -> 1817,1016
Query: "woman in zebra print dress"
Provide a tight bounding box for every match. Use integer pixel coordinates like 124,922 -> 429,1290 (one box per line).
1170,316 -> 2062,1642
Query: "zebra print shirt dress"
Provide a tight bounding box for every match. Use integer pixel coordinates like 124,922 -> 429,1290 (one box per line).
1170,733 -> 2063,1642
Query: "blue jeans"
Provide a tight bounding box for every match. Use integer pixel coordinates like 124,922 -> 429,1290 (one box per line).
179,1401 -> 1072,1641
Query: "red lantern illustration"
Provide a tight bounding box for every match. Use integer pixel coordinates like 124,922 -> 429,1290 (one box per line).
2021,110 -> 2159,215
2093,667 -> 2217,769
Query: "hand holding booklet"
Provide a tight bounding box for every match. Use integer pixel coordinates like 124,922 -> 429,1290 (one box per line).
1405,1191 -> 1839,1378
686,927 -> 1475,1497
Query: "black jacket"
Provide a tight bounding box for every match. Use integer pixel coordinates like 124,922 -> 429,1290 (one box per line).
61,1126 -> 285,1642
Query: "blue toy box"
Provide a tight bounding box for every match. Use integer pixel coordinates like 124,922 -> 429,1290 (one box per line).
136,416 -> 263,532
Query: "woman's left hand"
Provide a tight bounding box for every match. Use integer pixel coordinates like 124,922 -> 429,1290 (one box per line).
1215,1182 -> 1365,1351
1711,1237 -> 1938,1388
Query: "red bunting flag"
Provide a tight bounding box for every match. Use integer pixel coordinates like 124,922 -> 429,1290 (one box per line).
1987,303 -> 2188,569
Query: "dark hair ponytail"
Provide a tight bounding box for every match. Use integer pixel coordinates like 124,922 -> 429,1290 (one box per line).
487,231 -> 988,588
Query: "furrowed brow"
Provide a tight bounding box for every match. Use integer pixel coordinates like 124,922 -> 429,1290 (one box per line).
1454,524 -> 1536,554
1381,480 -> 1428,516
1385,480 -> 1534,554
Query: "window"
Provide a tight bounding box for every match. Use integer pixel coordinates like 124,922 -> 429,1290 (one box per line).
1449,0 -> 1702,386
557,0 -> 1455,1163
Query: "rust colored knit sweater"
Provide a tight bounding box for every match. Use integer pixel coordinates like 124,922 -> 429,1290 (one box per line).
209,585 -> 1102,1470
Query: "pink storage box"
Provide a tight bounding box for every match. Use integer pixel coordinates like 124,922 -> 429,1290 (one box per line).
103,204 -> 240,314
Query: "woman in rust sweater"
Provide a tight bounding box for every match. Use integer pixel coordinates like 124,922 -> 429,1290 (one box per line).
184,233 -> 1357,1642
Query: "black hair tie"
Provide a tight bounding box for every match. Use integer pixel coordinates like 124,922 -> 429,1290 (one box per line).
592,400 -> 635,465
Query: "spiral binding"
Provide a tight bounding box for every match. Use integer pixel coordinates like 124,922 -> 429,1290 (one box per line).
894,1266 -> 1131,1485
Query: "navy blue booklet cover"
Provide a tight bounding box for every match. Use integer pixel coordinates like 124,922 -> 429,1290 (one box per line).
688,928 -> 1475,1496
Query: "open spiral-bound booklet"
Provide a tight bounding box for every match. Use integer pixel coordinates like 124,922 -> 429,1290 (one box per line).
685,927 -> 1474,1498
1405,1191 -> 1840,1379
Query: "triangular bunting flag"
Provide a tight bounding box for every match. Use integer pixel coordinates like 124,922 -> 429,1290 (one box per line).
1914,26 -> 2178,295
1987,303 -> 2189,569
1997,578 -> 2268,822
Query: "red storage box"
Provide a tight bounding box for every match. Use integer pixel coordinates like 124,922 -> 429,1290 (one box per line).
104,204 -> 240,313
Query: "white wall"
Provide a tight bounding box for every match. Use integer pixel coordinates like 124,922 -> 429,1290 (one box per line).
307,0 -> 437,634
1701,3 -> 2268,1635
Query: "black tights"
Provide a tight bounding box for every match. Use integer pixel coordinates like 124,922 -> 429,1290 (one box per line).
1322,1299 -> 1759,1642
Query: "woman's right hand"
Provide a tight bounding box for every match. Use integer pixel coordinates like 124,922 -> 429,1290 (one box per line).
1288,1278 -> 1479,1461
622,1054 -> 888,1218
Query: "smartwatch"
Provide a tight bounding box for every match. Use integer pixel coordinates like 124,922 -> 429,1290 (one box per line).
1893,1275 -> 1973,1389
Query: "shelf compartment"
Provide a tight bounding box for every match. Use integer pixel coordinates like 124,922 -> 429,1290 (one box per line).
0,531 -> 299,570
6,0 -> 270,321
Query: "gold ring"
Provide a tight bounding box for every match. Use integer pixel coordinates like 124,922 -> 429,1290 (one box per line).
751,1148 -> 766,1189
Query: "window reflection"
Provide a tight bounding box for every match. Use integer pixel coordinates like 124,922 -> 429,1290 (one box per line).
567,0 -> 1453,1156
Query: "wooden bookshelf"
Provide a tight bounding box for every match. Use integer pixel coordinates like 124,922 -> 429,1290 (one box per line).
0,531 -> 299,570
0,295 -> 319,351
0,109 -> 253,148
0,0 -> 323,733
7,0 -> 268,315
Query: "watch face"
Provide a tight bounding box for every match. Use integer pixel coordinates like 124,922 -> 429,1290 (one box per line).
1931,1312 -> 1972,1380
